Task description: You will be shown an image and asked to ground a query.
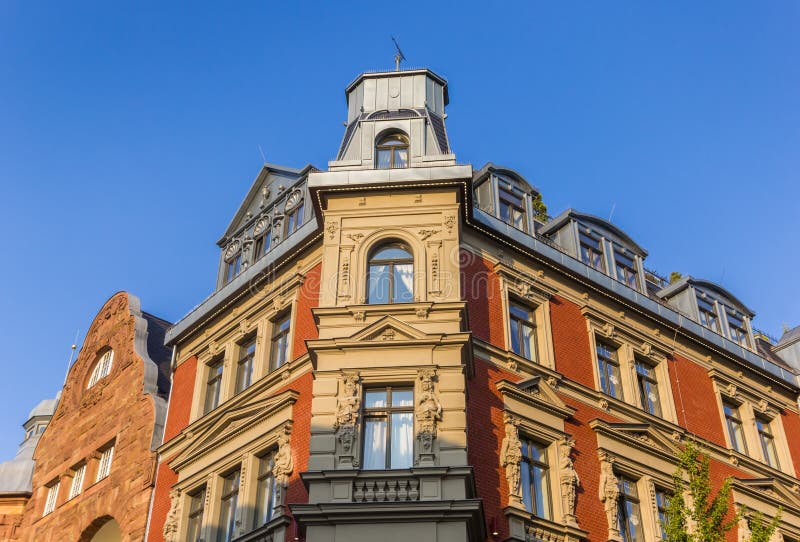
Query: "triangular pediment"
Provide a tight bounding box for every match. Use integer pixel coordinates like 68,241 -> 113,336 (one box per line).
496,377 -> 575,419
591,420 -> 683,458
734,477 -> 800,509
170,389 -> 297,468
219,163 -> 315,243
348,315 -> 435,343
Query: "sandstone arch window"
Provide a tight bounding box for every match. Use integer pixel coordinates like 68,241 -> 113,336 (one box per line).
375,132 -> 409,169
367,242 -> 414,304
87,349 -> 114,389
362,387 -> 414,469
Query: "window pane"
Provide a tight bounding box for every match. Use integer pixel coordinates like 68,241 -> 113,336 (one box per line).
391,389 -> 413,407
365,390 -> 387,408
393,263 -> 414,303
390,412 -> 414,469
368,264 -> 390,304
393,148 -> 408,167
376,149 -> 391,169
363,418 -> 387,469
372,247 -> 412,260
521,460 -> 532,512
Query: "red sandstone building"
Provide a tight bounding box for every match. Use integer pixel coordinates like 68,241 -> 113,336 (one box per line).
17,293 -> 171,542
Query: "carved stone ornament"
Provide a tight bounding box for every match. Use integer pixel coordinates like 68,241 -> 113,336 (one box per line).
283,189 -> 303,213
501,412 -> 524,508
163,487 -> 181,542
272,426 -> 293,486
334,373 -> 361,457
559,439 -> 580,527
253,216 -> 271,237
598,452 -> 622,541
326,221 -> 338,240
416,369 -> 442,464
443,215 -> 455,234
418,229 -> 440,240
345,233 -> 365,244
224,239 -> 242,262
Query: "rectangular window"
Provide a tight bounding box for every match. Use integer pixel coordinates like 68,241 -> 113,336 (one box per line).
253,452 -> 277,529
617,475 -> 643,542
68,464 -> 86,499
186,487 -> 206,542
723,401 -> 747,454
596,341 -> 622,399
43,481 -> 59,516
204,358 -> 224,414
579,233 -> 605,272
218,470 -> 240,542
509,301 -> 537,362
225,254 -> 241,284
697,297 -> 720,333
756,417 -> 780,469
253,230 -> 271,260
520,439 -> 551,519
498,182 -> 528,232
96,445 -> 114,482
235,338 -> 256,394
634,358 -> 662,417
614,250 -> 639,289
286,203 -> 305,236
655,488 -> 670,539
362,387 -> 414,470
269,314 -> 291,371
727,314 -> 751,348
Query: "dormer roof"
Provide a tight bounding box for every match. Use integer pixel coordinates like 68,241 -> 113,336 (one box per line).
656,275 -> 755,317
472,163 -> 541,195
540,208 -> 648,257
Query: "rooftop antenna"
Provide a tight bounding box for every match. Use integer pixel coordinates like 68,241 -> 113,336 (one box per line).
63,330 -> 80,385
258,144 -> 267,164
608,202 -> 616,222
391,36 -> 406,71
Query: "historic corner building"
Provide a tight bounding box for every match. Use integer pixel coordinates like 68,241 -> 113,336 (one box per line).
6,292 -> 173,542
5,66 -> 800,542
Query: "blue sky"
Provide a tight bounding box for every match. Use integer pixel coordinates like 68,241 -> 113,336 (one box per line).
0,1 -> 798,459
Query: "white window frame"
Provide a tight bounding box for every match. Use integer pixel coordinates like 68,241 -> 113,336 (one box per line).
96,445 -> 114,482
87,350 -> 114,388
43,481 -> 60,516
68,464 -> 86,499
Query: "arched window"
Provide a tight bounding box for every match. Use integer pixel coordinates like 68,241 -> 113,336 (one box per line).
367,242 -> 414,304
87,350 -> 114,389
375,133 -> 409,169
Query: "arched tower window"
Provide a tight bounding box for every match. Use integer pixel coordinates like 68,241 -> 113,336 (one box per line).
87,350 -> 114,389
367,241 -> 414,304
375,133 -> 409,169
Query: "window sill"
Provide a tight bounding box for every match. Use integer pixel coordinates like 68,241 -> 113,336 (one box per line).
231,514 -> 291,542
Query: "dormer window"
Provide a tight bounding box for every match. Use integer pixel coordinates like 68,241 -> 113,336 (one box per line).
224,241 -> 242,284
727,313 -> 751,348
87,350 -> 114,389
613,249 -> 639,289
579,232 -> 605,271
284,190 -> 305,236
253,217 -> 271,261
375,133 -> 409,169
498,180 -> 528,232
697,296 -> 720,333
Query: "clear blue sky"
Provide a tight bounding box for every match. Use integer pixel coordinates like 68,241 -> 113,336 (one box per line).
1,1 -> 798,459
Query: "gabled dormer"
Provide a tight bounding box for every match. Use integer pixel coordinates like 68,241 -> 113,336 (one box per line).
216,163 -> 315,290
473,164 -> 547,235
540,209 -> 648,294
656,276 -> 756,350
329,69 -> 456,171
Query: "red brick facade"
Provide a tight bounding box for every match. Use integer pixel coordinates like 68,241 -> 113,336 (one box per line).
19,293 -> 171,542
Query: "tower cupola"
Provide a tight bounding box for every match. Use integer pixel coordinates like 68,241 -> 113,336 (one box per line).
330,69 -> 456,171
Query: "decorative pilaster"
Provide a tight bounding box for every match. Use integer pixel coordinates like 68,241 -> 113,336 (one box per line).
415,369 -> 442,466
559,439 -> 580,527
501,412 -> 524,509
334,372 -> 361,468
598,452 -> 622,542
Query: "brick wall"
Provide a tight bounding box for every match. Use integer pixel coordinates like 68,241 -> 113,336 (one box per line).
666,353 -> 727,447
549,295 -> 594,388
162,356 -> 197,443
460,250 -> 505,349
780,409 -> 800,478
292,263 -> 321,359
146,462 -> 178,542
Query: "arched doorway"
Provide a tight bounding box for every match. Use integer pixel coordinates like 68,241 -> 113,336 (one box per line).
78,516 -> 121,542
